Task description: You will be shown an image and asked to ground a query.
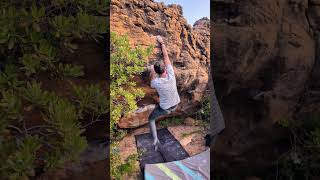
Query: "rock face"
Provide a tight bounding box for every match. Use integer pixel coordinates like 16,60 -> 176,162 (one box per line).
111,0 -> 210,128
118,104 -> 156,128
212,0 -> 320,176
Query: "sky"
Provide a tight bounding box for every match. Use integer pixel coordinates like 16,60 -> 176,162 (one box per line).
155,0 -> 210,25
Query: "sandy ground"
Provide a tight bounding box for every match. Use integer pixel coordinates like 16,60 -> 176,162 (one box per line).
168,125 -> 209,155
118,121 -> 209,179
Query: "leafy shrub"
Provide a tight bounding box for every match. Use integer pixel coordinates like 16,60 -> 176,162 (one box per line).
72,83 -> 109,117
186,96 -> 211,129
195,96 -> 211,122
110,142 -> 139,180
0,0 -> 109,179
159,116 -> 184,127
1,136 -> 40,179
0,77 -> 107,178
21,54 -> 41,77
110,32 -> 153,134
0,90 -> 23,120
20,81 -> 53,107
0,64 -> 24,90
110,32 -> 153,179
0,0 -> 107,78
57,63 -> 84,78
46,98 -> 87,159
276,114 -> 320,179
110,142 -> 122,180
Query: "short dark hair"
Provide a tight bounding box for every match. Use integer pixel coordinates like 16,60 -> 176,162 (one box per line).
154,61 -> 165,75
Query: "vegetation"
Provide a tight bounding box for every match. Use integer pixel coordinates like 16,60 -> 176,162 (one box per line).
0,0 -> 108,179
276,114 -> 320,180
195,96 -> 211,122
181,130 -> 202,138
110,32 -> 153,179
159,116 -> 184,127
110,32 -> 153,135
110,142 -> 140,180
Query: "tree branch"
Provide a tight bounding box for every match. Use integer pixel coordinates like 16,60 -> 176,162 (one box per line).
82,117 -> 104,129
7,125 -> 23,133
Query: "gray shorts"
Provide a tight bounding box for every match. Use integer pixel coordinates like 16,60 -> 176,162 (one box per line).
148,104 -> 177,122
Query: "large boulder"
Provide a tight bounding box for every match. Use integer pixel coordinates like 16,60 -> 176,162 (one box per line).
111,0 -> 210,128
118,104 -> 156,128
212,0 -> 319,175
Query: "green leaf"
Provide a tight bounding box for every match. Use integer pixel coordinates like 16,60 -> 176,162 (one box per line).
0,64 -> 23,90
29,31 -> 42,43
37,40 -> 56,58
0,33 -> 8,43
21,54 -> 41,76
20,81 -> 51,108
0,90 -> 22,120
2,136 -> 40,179
58,63 -> 84,78
32,22 -> 41,32
71,83 -> 109,116
68,43 -> 78,50
31,4 -> 37,19
8,38 -> 14,49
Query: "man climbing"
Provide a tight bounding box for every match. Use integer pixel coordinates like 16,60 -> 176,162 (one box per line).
148,35 -> 180,151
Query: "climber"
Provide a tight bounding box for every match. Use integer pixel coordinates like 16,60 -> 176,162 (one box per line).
147,35 -> 181,151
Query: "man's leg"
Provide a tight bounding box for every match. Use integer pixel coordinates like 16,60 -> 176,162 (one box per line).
148,105 -> 170,150
149,120 -> 159,145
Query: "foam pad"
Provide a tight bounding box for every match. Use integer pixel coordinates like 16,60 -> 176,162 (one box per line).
135,128 -> 189,170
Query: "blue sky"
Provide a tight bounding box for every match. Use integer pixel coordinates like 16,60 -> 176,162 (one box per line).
155,0 -> 210,25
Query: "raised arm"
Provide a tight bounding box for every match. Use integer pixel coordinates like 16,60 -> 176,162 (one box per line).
156,36 -> 171,66
149,65 -> 156,81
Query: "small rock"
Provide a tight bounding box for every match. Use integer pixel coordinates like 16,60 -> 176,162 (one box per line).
184,117 -> 197,126
180,134 -> 195,146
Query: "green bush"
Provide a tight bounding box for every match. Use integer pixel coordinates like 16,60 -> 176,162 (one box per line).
195,96 -> 211,122
0,0 -> 107,78
110,32 -> 153,179
110,32 -> 153,134
110,142 -> 139,180
0,64 -> 24,90
187,96 -> 211,129
159,116 -> 184,127
72,83 -> 109,119
1,136 -> 40,179
0,0 -> 109,179
276,114 -> 320,179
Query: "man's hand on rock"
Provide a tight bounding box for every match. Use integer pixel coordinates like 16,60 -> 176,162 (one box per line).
156,35 -> 164,44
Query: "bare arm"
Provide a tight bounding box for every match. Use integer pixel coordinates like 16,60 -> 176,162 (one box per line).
148,65 -> 156,82
157,36 -> 171,66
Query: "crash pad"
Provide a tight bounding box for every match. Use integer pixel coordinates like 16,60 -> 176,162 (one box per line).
135,128 -> 189,170
145,149 -> 210,180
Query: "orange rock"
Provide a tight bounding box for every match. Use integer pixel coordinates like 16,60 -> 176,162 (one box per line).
111,0 -> 210,115
118,104 -> 156,128
184,117 -> 197,126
